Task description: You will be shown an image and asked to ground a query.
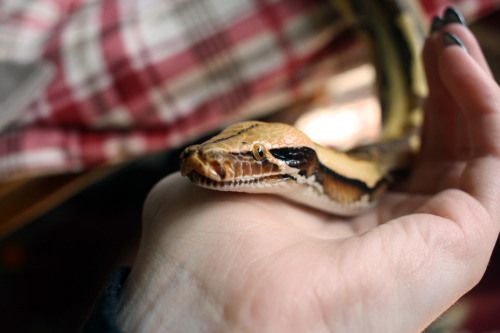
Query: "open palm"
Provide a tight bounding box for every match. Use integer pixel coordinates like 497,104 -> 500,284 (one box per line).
118,24 -> 500,333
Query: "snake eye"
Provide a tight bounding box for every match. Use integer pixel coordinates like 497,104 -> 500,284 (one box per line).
251,143 -> 267,161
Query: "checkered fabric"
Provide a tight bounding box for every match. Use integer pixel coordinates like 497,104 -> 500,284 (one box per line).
0,0 -> 352,181
0,0 -> 498,182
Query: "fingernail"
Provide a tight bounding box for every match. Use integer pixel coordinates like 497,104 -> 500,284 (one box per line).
443,32 -> 469,53
430,16 -> 444,34
443,7 -> 467,26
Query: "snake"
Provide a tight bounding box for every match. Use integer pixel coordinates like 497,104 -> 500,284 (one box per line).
180,121 -> 418,215
180,0 -> 427,216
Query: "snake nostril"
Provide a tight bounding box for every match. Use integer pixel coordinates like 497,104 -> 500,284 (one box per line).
198,150 -> 207,163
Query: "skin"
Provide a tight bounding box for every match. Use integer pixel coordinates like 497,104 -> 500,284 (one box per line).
116,23 -> 500,332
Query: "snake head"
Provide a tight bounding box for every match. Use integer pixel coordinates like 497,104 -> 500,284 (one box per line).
180,121 -> 319,191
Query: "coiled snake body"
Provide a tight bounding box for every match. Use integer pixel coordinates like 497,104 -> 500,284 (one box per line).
180,0 -> 426,216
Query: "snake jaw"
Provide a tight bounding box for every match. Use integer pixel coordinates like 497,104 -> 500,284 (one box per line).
185,170 -> 297,192
180,144 -> 300,192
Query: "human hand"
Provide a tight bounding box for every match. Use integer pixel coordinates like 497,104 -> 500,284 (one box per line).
117,15 -> 500,333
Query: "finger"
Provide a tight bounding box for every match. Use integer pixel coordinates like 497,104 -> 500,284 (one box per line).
438,36 -> 500,217
439,41 -> 500,157
438,11 -> 495,159
420,30 -> 459,159
421,14 -> 493,161
408,25 -> 465,194
442,28 -> 479,160
441,23 -> 493,77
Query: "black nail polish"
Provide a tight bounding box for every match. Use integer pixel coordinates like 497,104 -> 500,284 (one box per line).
443,7 -> 467,26
443,32 -> 469,53
430,16 -> 444,34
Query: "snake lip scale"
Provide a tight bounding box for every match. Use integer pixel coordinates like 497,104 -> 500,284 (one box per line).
186,171 -> 289,189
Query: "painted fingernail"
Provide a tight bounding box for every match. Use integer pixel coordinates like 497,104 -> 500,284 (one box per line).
443,7 -> 467,26
443,32 -> 469,53
430,16 -> 444,34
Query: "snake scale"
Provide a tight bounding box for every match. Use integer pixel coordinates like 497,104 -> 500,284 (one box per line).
180,0 -> 427,215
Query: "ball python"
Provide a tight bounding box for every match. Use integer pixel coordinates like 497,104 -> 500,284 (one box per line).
180,0 -> 428,216
180,121 -> 418,215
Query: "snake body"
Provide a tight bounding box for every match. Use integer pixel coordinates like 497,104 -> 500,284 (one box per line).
180,0 -> 426,216
180,121 -> 414,215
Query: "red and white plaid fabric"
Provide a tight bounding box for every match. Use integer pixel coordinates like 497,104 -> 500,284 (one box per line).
0,0 -> 498,182
0,0 -> 353,181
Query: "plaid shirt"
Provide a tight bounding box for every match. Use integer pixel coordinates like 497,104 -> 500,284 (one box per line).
0,0 -> 497,181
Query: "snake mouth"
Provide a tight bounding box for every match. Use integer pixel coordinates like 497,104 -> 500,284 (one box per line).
186,171 -> 294,191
